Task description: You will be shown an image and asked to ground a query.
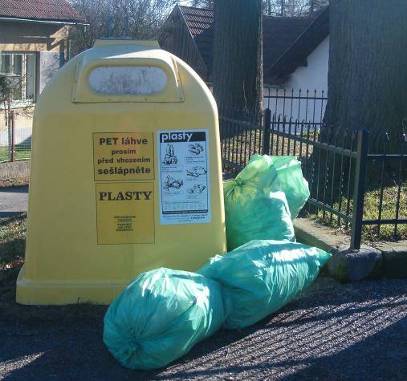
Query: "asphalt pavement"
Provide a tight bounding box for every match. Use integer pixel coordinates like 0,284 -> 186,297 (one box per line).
1,186 -> 406,380
1,277 -> 406,381
0,186 -> 28,217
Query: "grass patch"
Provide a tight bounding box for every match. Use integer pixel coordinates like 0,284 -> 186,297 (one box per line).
0,214 -> 26,270
0,215 -> 26,311
0,146 -> 31,162
362,183 -> 407,240
312,182 -> 407,241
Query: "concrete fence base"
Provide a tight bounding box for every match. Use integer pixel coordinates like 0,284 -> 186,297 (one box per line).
0,160 -> 30,186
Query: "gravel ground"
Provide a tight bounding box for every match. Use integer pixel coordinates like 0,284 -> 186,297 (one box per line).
1,277 -> 407,381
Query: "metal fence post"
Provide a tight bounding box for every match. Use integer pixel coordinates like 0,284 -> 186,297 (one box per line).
9,110 -> 15,162
262,108 -> 271,155
350,129 -> 369,250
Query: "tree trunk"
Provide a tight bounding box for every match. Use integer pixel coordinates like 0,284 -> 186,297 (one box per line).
325,0 -> 407,153
212,0 -> 263,124
280,0 -> 285,16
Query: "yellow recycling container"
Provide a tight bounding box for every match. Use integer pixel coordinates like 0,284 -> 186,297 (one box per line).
16,40 -> 226,305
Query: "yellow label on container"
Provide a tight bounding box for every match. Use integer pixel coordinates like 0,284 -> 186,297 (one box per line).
93,132 -> 154,181
95,182 -> 154,245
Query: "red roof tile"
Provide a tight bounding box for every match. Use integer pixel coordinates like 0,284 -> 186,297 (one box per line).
179,6 -> 213,36
0,0 -> 86,23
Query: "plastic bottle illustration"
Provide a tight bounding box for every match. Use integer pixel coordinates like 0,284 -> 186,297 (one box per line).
163,144 -> 178,165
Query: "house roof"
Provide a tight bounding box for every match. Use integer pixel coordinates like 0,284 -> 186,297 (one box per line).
263,14 -> 315,82
177,5 -> 328,84
178,6 -> 214,77
0,0 -> 86,24
267,6 -> 329,82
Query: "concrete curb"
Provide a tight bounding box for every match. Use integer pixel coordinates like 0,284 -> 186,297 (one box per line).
373,241 -> 407,279
294,218 -> 407,280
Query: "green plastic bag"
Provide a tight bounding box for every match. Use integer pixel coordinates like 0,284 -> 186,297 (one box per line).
223,184 -> 295,250
229,154 -> 276,191
223,155 -> 309,250
103,268 -> 225,370
199,240 -> 331,330
242,154 -> 310,218
265,155 -> 310,218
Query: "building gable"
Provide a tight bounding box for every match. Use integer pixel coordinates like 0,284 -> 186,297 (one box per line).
267,6 -> 329,83
159,6 -> 208,81
160,5 -> 329,85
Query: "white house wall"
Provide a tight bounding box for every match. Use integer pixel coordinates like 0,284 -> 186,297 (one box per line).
285,36 -> 329,93
264,36 -> 329,126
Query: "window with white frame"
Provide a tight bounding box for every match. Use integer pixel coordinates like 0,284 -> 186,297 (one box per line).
0,52 -> 37,104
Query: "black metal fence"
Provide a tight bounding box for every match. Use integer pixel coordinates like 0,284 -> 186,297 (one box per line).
263,87 -> 327,128
221,90 -> 407,247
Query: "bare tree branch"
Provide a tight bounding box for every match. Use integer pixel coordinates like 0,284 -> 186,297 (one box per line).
69,0 -> 178,54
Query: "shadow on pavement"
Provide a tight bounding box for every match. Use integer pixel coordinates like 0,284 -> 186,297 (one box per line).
0,211 -> 26,218
0,186 -> 28,194
1,279 -> 407,381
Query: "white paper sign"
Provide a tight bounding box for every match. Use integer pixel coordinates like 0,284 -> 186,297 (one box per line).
158,129 -> 210,225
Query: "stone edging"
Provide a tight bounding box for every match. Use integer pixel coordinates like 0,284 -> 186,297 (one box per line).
294,217 -> 407,281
